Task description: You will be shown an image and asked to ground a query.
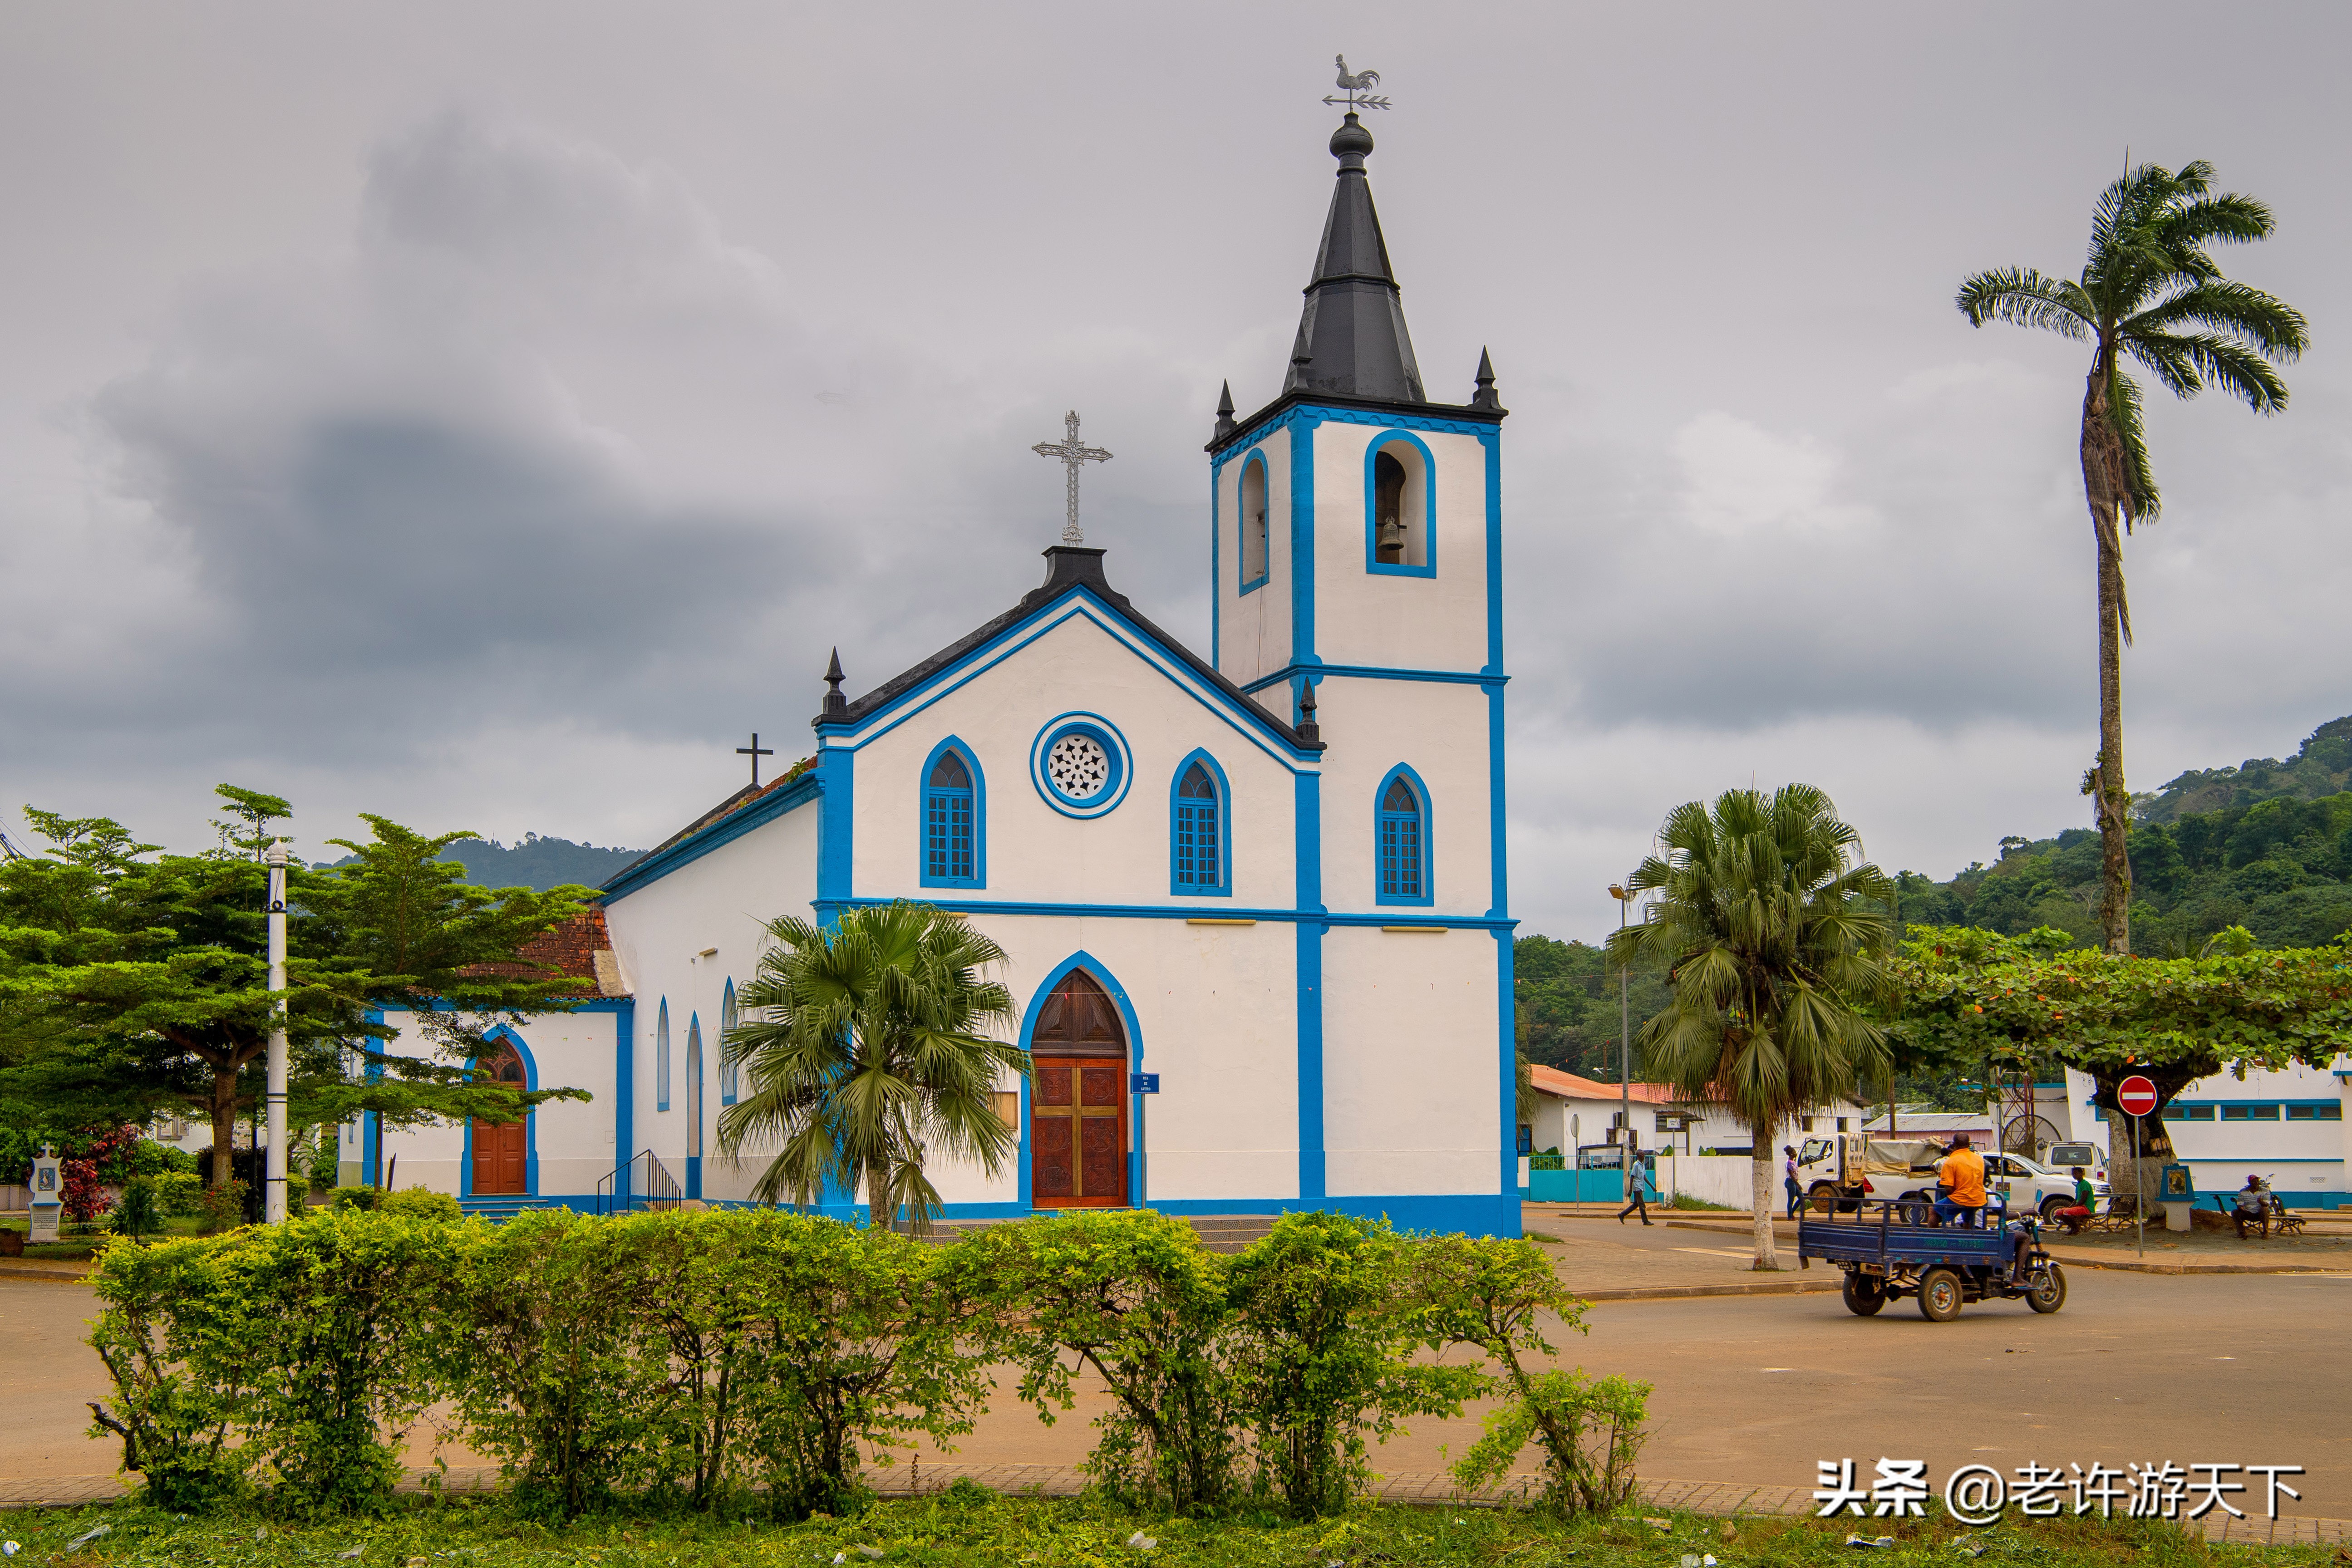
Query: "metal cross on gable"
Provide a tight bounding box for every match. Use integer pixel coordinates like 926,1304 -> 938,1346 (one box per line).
1032,410 -> 1112,546
736,732 -> 774,787
1323,54 -> 1391,114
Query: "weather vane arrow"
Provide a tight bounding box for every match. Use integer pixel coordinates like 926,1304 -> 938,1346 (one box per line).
1323,54 -> 1391,113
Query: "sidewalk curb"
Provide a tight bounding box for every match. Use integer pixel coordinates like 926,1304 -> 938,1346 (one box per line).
1578,1277 -> 1840,1303
0,1263 -> 94,1284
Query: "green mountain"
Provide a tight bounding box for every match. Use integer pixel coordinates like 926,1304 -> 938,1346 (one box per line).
2133,716 -> 2352,823
438,834 -> 646,892
1896,716 -> 2352,954
320,834 -> 645,893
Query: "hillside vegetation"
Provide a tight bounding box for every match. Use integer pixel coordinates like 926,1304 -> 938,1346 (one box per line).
1897,717 -> 2352,955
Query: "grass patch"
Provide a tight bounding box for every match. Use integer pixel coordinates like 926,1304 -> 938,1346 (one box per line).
0,1492 -> 2327,1568
1664,1194 -> 1742,1212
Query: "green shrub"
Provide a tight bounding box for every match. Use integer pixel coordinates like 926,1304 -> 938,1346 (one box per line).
87,1212 -> 473,1517
961,1209 -> 1240,1513
86,1234 -> 253,1510
153,1170 -> 205,1219
199,1179 -> 249,1234
112,1177 -> 164,1242
328,1186 -> 381,1213
379,1186 -> 461,1221
1415,1233 -> 1651,1514
228,1210 -> 471,1514
441,1209 -> 995,1521
1224,1213 -> 1479,1517
305,1138 -> 341,1194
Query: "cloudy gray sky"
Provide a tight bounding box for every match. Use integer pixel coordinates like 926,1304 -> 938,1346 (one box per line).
4,3 -> 2347,940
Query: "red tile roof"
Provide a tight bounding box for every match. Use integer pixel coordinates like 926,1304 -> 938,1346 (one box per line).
463,909 -> 628,996
1528,1064 -> 1681,1105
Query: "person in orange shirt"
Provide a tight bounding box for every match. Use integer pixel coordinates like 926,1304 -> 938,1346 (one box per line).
1934,1133 -> 1988,1228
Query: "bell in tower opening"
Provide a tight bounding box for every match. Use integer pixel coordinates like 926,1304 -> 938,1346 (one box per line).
1374,449 -> 1408,563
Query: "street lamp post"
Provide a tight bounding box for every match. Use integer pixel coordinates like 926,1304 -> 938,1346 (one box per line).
265,841 -> 289,1224
1609,884 -> 1635,1204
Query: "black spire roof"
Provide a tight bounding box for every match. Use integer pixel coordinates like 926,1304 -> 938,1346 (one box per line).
1283,112 -> 1424,405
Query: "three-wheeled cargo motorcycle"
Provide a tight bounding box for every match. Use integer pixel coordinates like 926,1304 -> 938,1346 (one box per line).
1798,1199 -> 2068,1321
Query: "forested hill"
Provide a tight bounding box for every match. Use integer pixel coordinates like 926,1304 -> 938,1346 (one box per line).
1894,717 -> 2352,955
438,835 -> 645,891
321,834 -> 646,892
2134,716 -> 2352,823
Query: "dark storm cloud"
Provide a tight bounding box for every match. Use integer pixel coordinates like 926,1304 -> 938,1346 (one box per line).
4,5 -> 2350,938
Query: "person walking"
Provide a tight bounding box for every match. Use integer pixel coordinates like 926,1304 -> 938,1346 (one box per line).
1783,1145 -> 1805,1219
1617,1131 -> 1653,1225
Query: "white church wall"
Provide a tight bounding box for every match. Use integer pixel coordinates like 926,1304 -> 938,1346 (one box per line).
846,609 -> 1305,912
1308,421 -> 1492,678
1312,675 -> 1496,919
1320,925 -> 1503,1203
603,800 -> 822,1195
363,1006 -> 621,1202
1215,425 -> 1295,690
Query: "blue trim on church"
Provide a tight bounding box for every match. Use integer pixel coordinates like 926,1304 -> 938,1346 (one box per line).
1294,766 -> 1325,1203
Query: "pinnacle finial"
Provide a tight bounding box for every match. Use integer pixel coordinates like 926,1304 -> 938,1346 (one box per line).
1295,678 -> 1321,744
1470,347 -> 1502,411
822,648 -> 848,720
1214,380 -> 1237,442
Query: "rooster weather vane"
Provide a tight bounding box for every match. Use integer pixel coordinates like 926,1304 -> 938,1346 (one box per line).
1323,55 -> 1390,114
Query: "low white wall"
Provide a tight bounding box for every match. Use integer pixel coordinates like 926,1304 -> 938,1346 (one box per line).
1658,1153 -> 1762,1211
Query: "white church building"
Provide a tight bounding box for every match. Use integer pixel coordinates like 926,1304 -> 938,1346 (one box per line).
344,108 -> 1521,1236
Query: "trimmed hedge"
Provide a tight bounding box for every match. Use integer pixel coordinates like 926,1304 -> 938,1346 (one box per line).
87,1209 -> 1645,1521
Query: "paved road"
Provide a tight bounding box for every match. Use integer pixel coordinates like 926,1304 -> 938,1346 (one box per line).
12,1255 -> 2349,1520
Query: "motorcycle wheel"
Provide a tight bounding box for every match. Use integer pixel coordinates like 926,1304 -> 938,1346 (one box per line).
2026,1263 -> 2067,1314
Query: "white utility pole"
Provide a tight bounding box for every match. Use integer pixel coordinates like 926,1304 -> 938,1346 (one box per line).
265,840 -> 290,1224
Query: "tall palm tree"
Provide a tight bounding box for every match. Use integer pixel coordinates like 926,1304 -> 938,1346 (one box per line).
1957,161 -> 2306,954
716,901 -> 1026,1233
1606,786 -> 1894,1269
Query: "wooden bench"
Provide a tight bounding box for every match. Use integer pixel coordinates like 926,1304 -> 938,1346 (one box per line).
2212,1193 -> 2305,1237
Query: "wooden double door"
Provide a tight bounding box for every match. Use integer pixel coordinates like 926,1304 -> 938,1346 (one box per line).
471,1043 -> 530,1196
1030,972 -> 1127,1207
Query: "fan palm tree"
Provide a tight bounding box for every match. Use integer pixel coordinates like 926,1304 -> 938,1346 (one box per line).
1606,786 -> 1895,1269
716,901 -> 1026,1233
1957,161 -> 2306,954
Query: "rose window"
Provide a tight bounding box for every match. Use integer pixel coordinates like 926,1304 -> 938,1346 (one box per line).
1046,733 -> 1111,798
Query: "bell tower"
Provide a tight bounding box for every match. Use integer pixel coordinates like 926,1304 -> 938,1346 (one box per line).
1208,112 -> 1505,706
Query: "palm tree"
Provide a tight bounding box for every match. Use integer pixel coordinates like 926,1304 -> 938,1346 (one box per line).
1606,786 -> 1894,1269
1957,161 -> 2306,955
716,901 -> 1027,1233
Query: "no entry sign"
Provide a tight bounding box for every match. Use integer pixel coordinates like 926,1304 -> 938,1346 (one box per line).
2118,1075 -> 2160,1117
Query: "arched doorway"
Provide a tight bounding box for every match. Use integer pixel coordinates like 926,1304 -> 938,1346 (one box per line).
1029,970 -> 1127,1207
471,1041 -> 530,1196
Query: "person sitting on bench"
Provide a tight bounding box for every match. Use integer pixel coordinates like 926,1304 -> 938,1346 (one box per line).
2052,1165 -> 2095,1234
2233,1174 -> 2273,1239
1933,1133 -> 1988,1227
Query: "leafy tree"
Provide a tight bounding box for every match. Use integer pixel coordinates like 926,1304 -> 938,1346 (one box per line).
1513,934 -> 1669,1076
716,901 -> 1026,1232
1606,786 -> 1894,1268
0,790 -> 596,1185
1957,161 -> 2307,955
1887,924 -> 2352,1197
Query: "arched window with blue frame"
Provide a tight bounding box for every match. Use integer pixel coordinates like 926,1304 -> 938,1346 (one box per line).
718,980 -> 739,1106
655,998 -> 671,1111
1168,750 -> 1231,896
1238,451 -> 1270,593
1374,765 -> 1432,906
920,737 -> 986,888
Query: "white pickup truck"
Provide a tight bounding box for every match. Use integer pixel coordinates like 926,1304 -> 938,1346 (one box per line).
1889,1150 -> 2113,1220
